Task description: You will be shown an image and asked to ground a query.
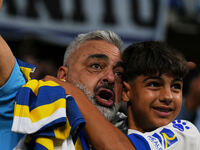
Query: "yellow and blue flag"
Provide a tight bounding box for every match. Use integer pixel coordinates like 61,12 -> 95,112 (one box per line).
12,59 -> 88,150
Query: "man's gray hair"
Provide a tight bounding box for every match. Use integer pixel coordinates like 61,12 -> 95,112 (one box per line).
63,30 -> 123,65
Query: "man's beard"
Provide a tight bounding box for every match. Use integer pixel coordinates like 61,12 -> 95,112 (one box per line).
68,79 -> 120,122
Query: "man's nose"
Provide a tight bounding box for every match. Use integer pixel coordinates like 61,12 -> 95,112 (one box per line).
102,70 -> 115,83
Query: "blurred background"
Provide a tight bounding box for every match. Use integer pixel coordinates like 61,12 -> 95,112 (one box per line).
0,0 -> 200,78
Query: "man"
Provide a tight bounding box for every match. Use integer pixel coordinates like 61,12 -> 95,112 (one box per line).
57,31 -> 124,122
54,30 -> 133,149
0,30 -> 133,149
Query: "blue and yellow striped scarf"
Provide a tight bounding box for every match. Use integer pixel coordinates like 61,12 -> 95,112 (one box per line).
12,59 -> 89,150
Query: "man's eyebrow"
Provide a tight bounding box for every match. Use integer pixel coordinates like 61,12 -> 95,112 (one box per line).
87,54 -> 108,60
114,61 -> 124,69
86,54 -> 124,69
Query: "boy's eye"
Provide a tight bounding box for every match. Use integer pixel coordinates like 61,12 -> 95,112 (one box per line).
114,71 -> 123,78
172,83 -> 182,90
147,81 -> 160,87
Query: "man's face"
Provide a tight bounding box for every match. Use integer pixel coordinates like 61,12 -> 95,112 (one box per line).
61,40 -> 124,121
128,74 -> 182,132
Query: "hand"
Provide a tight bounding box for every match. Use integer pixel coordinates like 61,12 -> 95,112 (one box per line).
42,75 -> 64,84
42,75 -> 85,98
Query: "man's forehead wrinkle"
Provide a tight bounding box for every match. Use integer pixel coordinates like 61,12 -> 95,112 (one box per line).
86,54 -> 123,69
87,54 -> 109,60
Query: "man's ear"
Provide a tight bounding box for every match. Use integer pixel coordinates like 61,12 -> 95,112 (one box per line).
122,81 -> 132,102
57,66 -> 68,80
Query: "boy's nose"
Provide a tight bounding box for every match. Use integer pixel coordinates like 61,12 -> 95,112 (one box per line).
159,87 -> 173,105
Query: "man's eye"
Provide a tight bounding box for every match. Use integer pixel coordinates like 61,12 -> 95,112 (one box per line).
90,64 -> 101,70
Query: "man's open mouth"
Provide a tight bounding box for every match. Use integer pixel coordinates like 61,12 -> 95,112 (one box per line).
95,88 -> 114,107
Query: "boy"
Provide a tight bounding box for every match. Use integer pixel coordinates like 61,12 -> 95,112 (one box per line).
122,41 -> 200,149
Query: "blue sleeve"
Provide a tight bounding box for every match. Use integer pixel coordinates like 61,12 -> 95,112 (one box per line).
0,59 -> 26,127
128,133 -> 151,150
0,59 -> 25,149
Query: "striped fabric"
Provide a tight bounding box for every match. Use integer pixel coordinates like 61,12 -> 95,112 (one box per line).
16,59 -> 35,81
12,59 -> 88,150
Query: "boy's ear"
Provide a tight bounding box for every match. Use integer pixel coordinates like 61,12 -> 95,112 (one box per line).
122,81 -> 132,102
57,66 -> 68,80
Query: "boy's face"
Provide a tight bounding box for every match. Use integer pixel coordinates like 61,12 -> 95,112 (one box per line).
126,73 -> 183,132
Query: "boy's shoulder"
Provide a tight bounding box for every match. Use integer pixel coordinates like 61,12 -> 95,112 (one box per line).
128,120 -> 200,150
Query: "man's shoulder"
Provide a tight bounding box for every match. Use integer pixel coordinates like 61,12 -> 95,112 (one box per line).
0,59 -> 26,98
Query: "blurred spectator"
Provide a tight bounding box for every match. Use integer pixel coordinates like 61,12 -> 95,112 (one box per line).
185,72 -> 200,130
167,0 -> 200,66
177,62 -> 200,131
8,37 -> 65,79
